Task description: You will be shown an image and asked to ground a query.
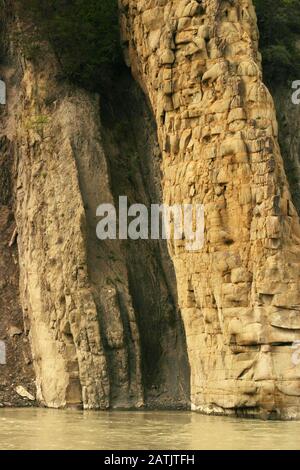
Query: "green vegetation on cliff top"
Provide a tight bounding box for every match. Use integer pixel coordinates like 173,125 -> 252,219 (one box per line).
253,0 -> 300,87
18,0 -> 121,91
18,0 -> 300,91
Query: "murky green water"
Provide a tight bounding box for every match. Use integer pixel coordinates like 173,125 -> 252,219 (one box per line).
0,409 -> 299,450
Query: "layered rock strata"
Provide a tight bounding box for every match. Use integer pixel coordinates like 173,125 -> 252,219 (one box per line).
120,0 -> 300,418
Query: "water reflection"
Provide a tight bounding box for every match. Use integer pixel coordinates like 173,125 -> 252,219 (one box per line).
0,409 -> 299,450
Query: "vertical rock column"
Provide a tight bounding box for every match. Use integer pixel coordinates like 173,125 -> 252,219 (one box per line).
14,59 -> 111,408
121,0 -> 300,418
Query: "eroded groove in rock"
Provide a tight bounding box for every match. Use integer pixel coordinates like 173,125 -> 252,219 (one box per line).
62,92 -> 144,408
121,0 -> 300,418
100,72 -> 190,408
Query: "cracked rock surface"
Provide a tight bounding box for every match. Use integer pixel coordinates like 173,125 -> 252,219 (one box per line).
0,0 -> 300,419
120,0 -> 300,418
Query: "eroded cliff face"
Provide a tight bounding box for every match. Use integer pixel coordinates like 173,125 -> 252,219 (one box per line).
0,102 -> 36,407
0,3 -> 189,410
120,0 -> 300,418
1,0 -> 300,419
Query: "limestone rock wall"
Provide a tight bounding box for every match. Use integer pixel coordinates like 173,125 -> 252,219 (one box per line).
121,0 -> 300,418
11,55 -> 143,409
0,2 -> 189,410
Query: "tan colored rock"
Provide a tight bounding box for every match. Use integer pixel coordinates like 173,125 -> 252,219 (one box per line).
1,4 -> 189,411
15,386 -> 35,401
121,0 -> 300,418
8,326 -> 23,337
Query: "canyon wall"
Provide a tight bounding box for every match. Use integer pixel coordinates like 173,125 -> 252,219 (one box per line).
1,0 -> 300,419
0,2 -> 189,410
120,0 -> 300,418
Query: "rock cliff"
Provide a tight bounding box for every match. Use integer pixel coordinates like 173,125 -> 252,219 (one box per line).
0,1 -> 189,410
120,0 -> 300,418
0,0 -> 299,419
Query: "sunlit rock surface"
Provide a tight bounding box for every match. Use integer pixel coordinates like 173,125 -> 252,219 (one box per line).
120,0 -> 300,419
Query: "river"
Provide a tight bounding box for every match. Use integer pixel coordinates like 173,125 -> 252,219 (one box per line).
0,409 -> 299,450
